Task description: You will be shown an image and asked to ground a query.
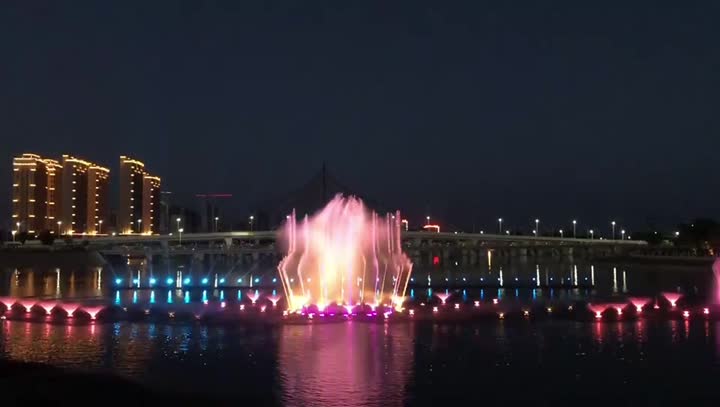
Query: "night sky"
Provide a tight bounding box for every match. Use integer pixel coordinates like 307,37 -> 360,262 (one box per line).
2,2 -> 719,233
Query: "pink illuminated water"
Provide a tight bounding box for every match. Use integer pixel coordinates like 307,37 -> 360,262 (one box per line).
79,306 -> 104,320
278,195 -> 413,311
62,303 -> 79,318
18,300 -> 35,313
630,297 -> 650,312
0,297 -> 15,309
38,301 -> 58,314
662,292 -> 682,307
436,292 -> 451,305
268,294 -> 282,307
247,290 -> 260,305
588,304 -> 607,319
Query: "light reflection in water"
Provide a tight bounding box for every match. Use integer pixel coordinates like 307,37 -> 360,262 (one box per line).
278,323 -> 412,407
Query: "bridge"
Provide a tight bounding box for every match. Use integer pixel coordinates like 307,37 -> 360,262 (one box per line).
80,231 -> 645,268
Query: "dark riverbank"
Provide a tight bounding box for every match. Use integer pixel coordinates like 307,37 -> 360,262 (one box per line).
0,359 -> 238,404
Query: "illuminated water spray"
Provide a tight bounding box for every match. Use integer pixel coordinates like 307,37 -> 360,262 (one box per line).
278,195 -> 413,311
714,258 -> 720,304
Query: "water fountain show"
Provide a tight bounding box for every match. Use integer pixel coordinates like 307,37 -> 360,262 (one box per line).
278,195 -> 413,313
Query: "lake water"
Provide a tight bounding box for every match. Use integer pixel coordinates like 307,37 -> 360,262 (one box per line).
1,259 -> 719,405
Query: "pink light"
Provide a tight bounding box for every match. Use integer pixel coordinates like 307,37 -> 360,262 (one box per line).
474,301 -> 480,307
260,305 -> 267,312
247,290 -> 260,305
662,292 -> 682,308
0,297 -> 15,309
344,305 -> 354,314
704,307 -> 710,315
276,196 -> 413,312
221,302 -> 226,308
630,297 -> 650,313
80,306 -> 104,320
239,304 -> 245,311
683,310 -> 690,318
63,303 -> 79,318
409,309 -> 415,316
436,292 -> 450,305
432,306 -> 439,313
423,224 -> 440,233
39,301 -> 57,315
588,304 -> 606,319
268,294 -> 282,307
492,299 -> 498,305
498,312 -> 504,319
454,303 -> 460,310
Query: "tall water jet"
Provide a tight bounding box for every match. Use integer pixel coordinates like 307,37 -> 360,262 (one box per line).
278,195 -> 413,311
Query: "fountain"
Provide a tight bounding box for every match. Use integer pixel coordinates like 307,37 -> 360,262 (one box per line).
268,294 -> 282,307
278,195 -> 413,312
247,290 -> 260,305
435,292 -> 451,305
662,292 -> 681,308
588,304 -> 606,319
629,297 -> 650,313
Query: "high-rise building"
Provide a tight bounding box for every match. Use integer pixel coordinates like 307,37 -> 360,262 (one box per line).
60,155 -> 91,234
118,156 -> 145,234
142,175 -> 161,234
87,164 -> 110,234
118,156 -> 161,234
12,153 -> 62,234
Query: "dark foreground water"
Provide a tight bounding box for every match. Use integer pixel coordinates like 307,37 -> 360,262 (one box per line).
1,319 -> 720,406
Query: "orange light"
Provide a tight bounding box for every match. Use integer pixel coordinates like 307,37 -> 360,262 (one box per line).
423,224 -> 440,233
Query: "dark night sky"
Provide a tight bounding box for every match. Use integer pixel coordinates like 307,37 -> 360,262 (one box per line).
2,1 -> 719,234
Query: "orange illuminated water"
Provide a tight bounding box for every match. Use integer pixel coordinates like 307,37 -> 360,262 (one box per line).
278,195 -> 413,311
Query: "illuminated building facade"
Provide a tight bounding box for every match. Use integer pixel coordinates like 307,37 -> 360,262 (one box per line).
87,165 -> 110,234
12,154 -> 62,233
60,155 -> 90,234
142,175 -> 161,234
118,156 -> 161,234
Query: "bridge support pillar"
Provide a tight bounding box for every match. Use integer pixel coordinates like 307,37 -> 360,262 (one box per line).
224,238 -> 233,247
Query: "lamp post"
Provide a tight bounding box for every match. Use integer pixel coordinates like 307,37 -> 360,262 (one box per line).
137,218 -> 142,234
57,221 -> 62,235
249,215 -> 254,231
16,222 -> 21,233
589,229 -> 594,240
498,218 -> 503,234
611,221 -> 616,240
176,217 -> 181,232
559,229 -> 564,238
214,216 -> 219,232
572,220 -> 577,238
11,230 -> 16,242
98,219 -> 103,234
535,219 -> 539,236
621,229 -> 626,240
426,216 -> 430,225
179,228 -> 184,244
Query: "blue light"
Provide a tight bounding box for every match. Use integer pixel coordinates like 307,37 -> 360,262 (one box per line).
150,291 -> 156,304
149,278 -> 157,285
220,290 -> 225,301
219,278 -> 226,284
133,278 -> 139,285
184,291 -> 190,304
166,277 -> 174,285
114,291 -> 120,304
115,278 -> 122,285
132,291 -> 138,304
237,278 -> 242,283
272,278 -> 276,283
183,277 -> 191,285
202,290 -> 208,304
167,290 -> 173,304
254,278 -> 259,283
201,278 -> 209,285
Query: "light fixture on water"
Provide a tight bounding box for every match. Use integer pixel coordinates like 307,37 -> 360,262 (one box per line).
683,310 -> 690,318
149,278 -> 156,286
432,306 -> 439,313
201,278 -> 209,285
183,277 -> 191,285
166,277 -> 174,285
277,196 -> 413,311
704,307 -> 710,315
492,299 -> 498,305
454,303 -> 460,310
474,301 -> 480,307
115,278 -> 122,285
663,292 -> 681,308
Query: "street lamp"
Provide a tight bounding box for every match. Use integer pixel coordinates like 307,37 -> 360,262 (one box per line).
179,228 -> 184,244
589,229 -> 594,240
559,229 -> 564,238
98,219 -> 103,234
249,215 -> 254,231
214,216 -> 219,232
11,230 -> 16,242
674,231 -> 680,238
532,229 -> 536,236
176,217 -> 181,232
57,221 -> 62,235
621,229 -> 626,240
16,222 -> 21,232
498,218 -> 503,234
426,216 -> 430,225
572,220 -> 577,238
611,221 -> 616,240
137,218 -> 142,234
535,219 -> 539,236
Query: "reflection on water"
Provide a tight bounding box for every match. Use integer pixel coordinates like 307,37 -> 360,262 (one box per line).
278,323 -> 412,406
1,319 -> 719,404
